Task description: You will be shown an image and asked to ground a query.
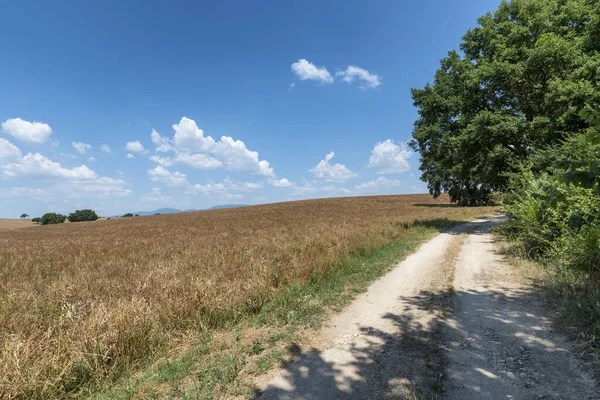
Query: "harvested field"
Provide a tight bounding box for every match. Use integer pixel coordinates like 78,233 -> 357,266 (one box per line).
0,219 -> 37,231
0,194 -> 496,398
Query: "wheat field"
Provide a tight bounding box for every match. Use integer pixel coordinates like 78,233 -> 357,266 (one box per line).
0,194 -> 496,398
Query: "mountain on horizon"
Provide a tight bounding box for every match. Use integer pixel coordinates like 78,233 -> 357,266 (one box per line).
122,204 -> 249,217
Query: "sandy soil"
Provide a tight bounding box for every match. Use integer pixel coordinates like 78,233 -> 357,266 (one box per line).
255,216 -> 598,399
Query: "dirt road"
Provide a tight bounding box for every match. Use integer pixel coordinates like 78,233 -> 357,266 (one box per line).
256,216 -> 598,399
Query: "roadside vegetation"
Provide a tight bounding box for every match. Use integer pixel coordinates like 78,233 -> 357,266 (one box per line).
409,0 -> 600,359
0,194 -> 496,398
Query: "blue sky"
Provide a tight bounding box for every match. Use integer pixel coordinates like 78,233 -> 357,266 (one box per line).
0,0 -> 500,218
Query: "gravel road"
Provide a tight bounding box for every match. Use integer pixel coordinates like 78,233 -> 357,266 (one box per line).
256,216 -> 598,399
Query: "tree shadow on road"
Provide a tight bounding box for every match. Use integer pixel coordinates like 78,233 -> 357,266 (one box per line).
254,284 -> 596,400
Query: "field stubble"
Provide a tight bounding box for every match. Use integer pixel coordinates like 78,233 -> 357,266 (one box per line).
0,194 -> 496,398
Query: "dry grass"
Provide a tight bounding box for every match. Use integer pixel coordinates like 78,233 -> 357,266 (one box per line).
0,219 -> 37,231
0,194 -> 496,398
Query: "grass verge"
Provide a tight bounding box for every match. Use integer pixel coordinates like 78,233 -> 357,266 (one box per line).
89,218 -> 480,399
494,237 -> 600,369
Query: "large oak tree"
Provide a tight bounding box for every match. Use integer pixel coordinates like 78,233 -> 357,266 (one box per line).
410,0 -> 600,205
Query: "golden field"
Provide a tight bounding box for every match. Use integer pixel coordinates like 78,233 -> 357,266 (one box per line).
0,219 -> 37,231
0,194 -> 496,398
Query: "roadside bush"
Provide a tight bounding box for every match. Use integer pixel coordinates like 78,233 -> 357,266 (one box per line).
498,111 -> 600,344
40,213 -> 67,225
31,217 -> 42,224
67,209 -> 99,223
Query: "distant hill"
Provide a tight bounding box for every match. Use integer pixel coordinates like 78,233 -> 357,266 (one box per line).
131,208 -> 186,217
208,204 -> 248,210
118,204 -> 248,217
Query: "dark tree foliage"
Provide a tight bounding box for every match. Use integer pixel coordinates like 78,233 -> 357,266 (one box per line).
31,217 -> 42,224
410,0 -> 600,205
67,209 -> 99,223
122,213 -> 134,218
40,213 -> 67,225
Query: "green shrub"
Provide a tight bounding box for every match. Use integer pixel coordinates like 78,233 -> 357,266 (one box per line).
122,213 -> 133,218
67,209 -> 99,223
499,111 -> 600,277
40,213 -> 67,225
31,217 -> 42,224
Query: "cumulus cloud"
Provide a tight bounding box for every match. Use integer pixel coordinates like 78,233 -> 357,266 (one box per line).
0,138 -> 22,162
150,117 -> 275,177
151,129 -> 173,152
149,155 -> 174,167
355,177 -> 401,193
141,187 -> 174,203
0,140 -> 130,199
336,66 -> 381,89
270,178 -> 294,188
148,166 -> 189,187
72,141 -> 92,154
2,153 -> 98,180
1,118 -> 53,144
126,153 -> 135,159
310,152 -> 357,182
367,139 -> 412,174
175,152 -> 222,169
100,144 -> 112,153
291,59 -> 333,84
190,182 -> 228,195
126,141 -> 145,153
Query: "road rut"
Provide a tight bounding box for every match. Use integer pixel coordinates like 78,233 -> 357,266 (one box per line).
256,216 -> 598,399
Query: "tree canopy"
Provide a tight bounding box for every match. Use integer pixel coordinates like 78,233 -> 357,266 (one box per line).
410,0 -> 600,204
40,213 -> 67,225
67,209 -> 99,223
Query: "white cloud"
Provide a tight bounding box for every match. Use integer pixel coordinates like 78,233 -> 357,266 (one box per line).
72,141 -> 92,154
355,177 -> 401,193
223,178 -> 263,191
175,152 -> 221,169
100,144 -> 112,153
151,129 -> 172,152
0,138 -> 22,162
88,157 -> 96,162
368,139 -> 412,174
1,153 -> 98,180
1,118 -> 53,144
336,66 -> 381,89
126,141 -> 145,153
291,59 -> 334,84
310,152 -> 357,182
126,153 -> 135,159
191,182 -> 227,195
0,145 -> 130,200
255,196 -> 267,202
153,117 -> 275,177
213,136 -> 274,177
149,155 -> 174,167
141,187 -> 174,203
270,178 -> 294,188
172,118 -> 215,153
148,166 -> 189,187
291,183 -> 318,197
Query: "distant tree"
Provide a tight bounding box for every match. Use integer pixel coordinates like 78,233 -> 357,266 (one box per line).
20,213 -> 29,219
154,213 -> 161,215
31,217 -> 42,224
67,209 -> 99,223
40,213 -> 66,225
134,214 -> 140,217
122,213 -> 134,218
